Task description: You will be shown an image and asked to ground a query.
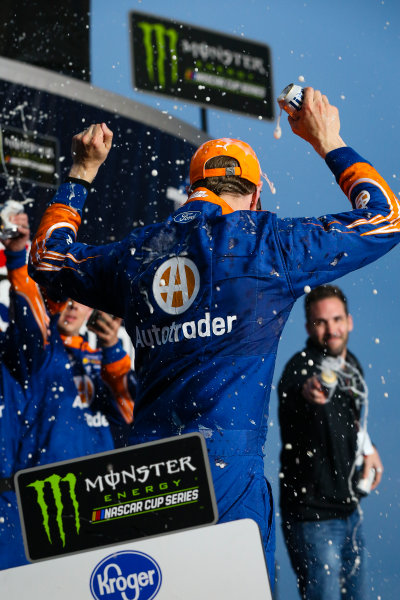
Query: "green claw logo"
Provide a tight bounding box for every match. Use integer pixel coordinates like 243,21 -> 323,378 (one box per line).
138,21 -> 179,88
28,473 -> 80,547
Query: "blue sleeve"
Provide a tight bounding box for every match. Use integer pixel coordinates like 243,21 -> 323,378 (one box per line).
276,147 -> 400,297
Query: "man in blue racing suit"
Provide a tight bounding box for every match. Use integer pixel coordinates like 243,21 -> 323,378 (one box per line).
28,87 -> 400,585
0,213 -> 135,570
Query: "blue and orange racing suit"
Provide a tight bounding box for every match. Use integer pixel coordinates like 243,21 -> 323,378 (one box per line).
0,250 -> 136,570
0,359 -> 31,570
6,248 -> 136,460
29,147 -> 400,581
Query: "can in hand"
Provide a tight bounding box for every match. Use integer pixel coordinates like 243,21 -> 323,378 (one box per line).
357,467 -> 376,496
318,368 -> 338,402
277,83 -> 304,117
0,199 -> 25,241
317,356 -> 342,402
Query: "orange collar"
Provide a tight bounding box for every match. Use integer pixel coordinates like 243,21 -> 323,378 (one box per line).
184,187 -> 234,215
60,334 -> 98,353
59,333 -> 84,349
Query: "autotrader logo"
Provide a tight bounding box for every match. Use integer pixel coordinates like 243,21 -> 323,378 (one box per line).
355,190 -> 370,209
28,473 -> 80,547
137,20 -> 179,89
152,257 -> 200,315
90,550 -> 162,600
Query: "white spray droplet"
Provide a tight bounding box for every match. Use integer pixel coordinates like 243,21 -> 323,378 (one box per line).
273,108 -> 282,140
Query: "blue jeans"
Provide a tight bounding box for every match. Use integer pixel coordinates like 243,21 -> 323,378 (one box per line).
282,510 -> 367,600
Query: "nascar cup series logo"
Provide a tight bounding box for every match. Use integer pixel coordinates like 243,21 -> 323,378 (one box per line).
152,257 -> 200,315
90,551 -> 162,600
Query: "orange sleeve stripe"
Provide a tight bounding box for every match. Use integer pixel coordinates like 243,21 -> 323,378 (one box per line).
65,252 -> 102,264
114,388 -> 134,423
102,354 -> 132,379
118,395 -> 134,424
101,355 -> 134,424
361,219 -> 400,236
31,204 -> 81,265
305,221 -> 358,235
8,264 -> 49,343
33,254 -> 102,271
338,162 -> 400,234
339,163 -> 400,219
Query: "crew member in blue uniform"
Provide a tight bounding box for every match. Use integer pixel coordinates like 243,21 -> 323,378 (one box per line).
6,215 -> 136,461
0,361 -> 30,570
0,213 -> 136,570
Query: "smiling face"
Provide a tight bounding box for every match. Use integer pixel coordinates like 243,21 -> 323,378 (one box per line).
306,297 -> 353,358
57,300 -> 92,337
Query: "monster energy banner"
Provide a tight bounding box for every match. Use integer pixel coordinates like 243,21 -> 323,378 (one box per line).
131,11 -> 274,120
15,433 -> 217,562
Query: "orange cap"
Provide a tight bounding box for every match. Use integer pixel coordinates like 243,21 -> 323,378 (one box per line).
189,138 -> 262,187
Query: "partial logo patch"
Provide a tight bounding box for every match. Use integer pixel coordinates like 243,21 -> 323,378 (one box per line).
152,257 -> 200,315
355,190 -> 370,209
73,374 -> 94,408
90,550 -> 162,600
188,190 -> 208,199
173,211 -> 201,223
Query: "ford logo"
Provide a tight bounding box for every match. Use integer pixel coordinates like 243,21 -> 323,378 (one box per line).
173,211 -> 200,223
90,550 -> 162,600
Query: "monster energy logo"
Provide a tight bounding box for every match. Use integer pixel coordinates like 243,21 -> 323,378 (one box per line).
28,473 -> 80,547
138,21 -> 179,88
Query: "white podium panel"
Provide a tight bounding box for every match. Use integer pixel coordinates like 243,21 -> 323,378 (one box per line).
1,519 -> 272,599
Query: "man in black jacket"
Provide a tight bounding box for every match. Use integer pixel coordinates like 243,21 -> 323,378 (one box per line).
278,285 -> 383,600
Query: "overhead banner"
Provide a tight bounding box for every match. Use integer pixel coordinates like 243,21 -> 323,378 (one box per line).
15,433 -> 218,562
0,126 -> 59,188
130,11 -> 274,120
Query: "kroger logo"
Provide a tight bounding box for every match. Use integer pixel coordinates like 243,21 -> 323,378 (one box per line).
173,211 -> 200,223
90,550 -> 162,600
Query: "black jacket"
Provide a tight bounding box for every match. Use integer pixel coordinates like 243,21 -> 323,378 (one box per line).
278,339 -> 364,521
